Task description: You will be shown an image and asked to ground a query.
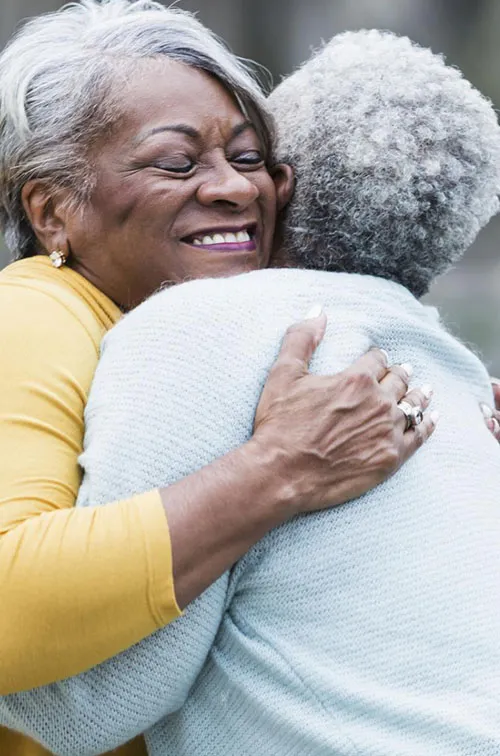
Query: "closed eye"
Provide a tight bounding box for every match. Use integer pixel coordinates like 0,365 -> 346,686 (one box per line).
231,151 -> 265,169
153,159 -> 195,174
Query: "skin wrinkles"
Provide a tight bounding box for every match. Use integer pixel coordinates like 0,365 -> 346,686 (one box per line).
134,120 -> 256,147
32,59 -> 293,311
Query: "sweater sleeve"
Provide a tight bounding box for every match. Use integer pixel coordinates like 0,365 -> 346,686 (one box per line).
0,577 -> 228,756
0,283 -> 180,695
0,282 -> 230,754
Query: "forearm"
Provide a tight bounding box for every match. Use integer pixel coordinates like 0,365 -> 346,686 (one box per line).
1,565 -> 228,755
0,491 -> 178,694
0,440 -> 293,751
1,438 -> 291,695
165,438 -> 293,608
0,442 -> 293,752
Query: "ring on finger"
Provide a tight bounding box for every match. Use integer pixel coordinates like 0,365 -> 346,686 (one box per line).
398,400 -> 424,432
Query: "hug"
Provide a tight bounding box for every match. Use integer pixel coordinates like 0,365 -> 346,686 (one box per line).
1,2 -> 500,755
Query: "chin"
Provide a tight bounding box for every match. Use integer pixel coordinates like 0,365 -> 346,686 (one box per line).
213,257 -> 261,278
183,250 -> 264,281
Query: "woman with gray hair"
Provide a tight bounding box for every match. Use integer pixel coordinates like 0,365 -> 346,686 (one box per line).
0,3 -> 429,754
3,29 -> 500,756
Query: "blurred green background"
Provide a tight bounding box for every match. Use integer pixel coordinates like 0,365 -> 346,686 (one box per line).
1,0 -> 499,372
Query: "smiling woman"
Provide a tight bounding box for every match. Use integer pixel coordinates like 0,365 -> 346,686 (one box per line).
0,3 -> 434,755
59,58 -> 290,308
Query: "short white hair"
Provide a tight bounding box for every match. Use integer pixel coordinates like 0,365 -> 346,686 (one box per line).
0,0 -> 274,258
269,30 -> 500,297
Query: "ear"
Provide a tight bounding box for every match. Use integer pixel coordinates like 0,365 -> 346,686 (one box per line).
270,163 -> 295,211
21,180 -> 72,256
269,164 -> 295,269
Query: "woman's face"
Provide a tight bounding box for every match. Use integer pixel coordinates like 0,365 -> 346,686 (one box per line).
58,61 -> 291,309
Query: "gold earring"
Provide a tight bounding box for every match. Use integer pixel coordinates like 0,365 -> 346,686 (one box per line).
49,249 -> 68,269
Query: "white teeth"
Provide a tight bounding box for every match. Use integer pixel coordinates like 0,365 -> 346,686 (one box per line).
192,230 -> 252,246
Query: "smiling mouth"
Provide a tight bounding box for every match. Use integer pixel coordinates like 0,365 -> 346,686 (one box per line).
181,225 -> 257,253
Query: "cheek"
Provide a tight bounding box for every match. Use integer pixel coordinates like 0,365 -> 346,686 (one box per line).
87,184 -> 138,233
91,170 -> 174,231
123,181 -> 192,238
65,203 -> 104,253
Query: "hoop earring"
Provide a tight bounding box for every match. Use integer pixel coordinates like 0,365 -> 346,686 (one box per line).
49,249 -> 68,269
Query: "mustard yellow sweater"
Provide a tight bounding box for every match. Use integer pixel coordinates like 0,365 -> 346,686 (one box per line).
0,256 -> 181,756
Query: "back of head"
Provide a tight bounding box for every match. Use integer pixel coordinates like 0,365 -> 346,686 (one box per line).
268,30 -> 500,297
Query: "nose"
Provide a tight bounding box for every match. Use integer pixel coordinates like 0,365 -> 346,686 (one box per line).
196,159 -> 260,210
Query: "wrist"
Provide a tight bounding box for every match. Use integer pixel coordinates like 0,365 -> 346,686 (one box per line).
242,435 -> 303,520
161,436 -> 300,608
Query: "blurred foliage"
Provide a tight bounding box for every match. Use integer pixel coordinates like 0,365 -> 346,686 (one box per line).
1,0 -> 499,370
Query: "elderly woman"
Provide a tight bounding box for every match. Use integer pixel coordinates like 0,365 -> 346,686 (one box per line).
0,2 -> 433,755
3,29 -> 500,756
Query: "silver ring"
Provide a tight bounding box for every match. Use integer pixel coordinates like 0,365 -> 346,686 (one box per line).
398,400 -> 424,431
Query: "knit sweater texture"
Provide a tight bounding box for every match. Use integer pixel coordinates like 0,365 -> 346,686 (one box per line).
2,268 -> 500,756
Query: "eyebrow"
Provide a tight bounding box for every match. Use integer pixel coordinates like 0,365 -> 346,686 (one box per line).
135,120 -> 256,145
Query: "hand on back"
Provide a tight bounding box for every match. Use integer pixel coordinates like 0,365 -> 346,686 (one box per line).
252,309 -> 437,514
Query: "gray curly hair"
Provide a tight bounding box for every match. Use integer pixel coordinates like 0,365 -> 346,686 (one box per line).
0,0 -> 274,259
268,30 -> 500,297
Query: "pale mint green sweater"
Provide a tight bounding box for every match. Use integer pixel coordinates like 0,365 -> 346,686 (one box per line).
2,269 -> 500,756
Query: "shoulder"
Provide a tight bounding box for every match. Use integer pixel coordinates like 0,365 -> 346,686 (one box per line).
108,269 -> 296,339
0,257 -> 113,392
0,256 -> 118,353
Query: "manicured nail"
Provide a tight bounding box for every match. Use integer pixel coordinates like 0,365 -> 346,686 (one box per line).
305,304 -> 323,320
493,418 -> 500,435
480,403 -> 493,419
491,377 -> 500,386
430,410 -> 440,425
421,384 -> 433,400
400,362 -> 413,379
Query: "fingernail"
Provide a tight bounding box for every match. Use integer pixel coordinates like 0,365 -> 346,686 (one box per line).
379,348 -> 389,366
305,304 -> 323,320
480,403 -> 493,419
491,377 -> 500,386
421,384 -> 433,400
493,418 -> 500,435
400,362 -> 413,379
430,410 -> 440,425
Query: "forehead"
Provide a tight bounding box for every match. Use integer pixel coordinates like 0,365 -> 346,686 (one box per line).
116,59 -> 247,140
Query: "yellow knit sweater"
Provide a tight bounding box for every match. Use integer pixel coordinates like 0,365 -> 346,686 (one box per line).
0,256 -> 181,756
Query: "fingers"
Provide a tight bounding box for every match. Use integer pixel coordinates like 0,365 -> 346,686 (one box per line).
273,308 -> 327,381
395,384 -> 434,431
343,347 -> 390,383
490,415 -> 500,442
480,402 -> 500,442
491,379 -> 500,412
488,379 -> 500,440
379,362 -> 413,402
400,409 -> 439,460
396,382 -> 438,460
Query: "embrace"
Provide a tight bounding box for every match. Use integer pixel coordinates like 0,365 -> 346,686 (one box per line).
1,2 -> 500,755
